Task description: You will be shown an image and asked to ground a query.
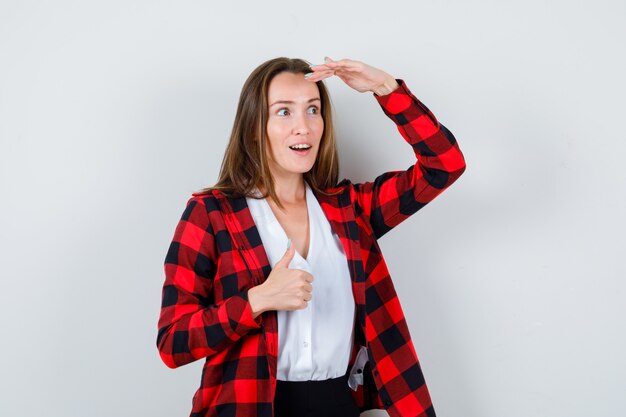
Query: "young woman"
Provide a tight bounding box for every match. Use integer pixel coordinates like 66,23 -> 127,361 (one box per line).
157,56 -> 466,417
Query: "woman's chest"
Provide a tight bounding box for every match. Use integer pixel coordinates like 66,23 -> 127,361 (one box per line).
269,201 -> 310,260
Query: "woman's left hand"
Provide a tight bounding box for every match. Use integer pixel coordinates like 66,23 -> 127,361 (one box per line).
306,57 -> 399,95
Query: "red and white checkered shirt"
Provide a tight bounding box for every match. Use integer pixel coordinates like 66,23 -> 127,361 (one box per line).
157,79 -> 466,417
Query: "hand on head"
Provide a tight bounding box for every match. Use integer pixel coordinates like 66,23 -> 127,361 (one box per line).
304,56 -> 397,95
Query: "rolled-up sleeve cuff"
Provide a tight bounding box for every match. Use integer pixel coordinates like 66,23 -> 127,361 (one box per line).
232,289 -> 263,330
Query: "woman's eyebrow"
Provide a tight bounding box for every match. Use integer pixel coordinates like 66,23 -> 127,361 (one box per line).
269,97 -> 320,107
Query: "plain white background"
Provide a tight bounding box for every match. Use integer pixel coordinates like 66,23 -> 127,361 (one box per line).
1,1 -> 624,416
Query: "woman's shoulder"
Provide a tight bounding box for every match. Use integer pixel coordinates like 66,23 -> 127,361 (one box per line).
187,187 -> 250,213
190,186 -> 241,201
191,189 -> 218,199
177,189 -> 224,215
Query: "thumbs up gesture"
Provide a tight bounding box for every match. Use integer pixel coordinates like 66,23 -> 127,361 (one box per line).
248,240 -> 314,318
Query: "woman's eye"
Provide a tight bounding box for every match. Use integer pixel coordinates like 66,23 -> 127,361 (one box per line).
276,106 -> 319,116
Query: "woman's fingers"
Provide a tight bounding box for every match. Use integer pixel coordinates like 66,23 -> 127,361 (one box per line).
311,63 -> 359,73
323,59 -> 362,71
311,58 -> 361,71
305,69 -> 335,82
308,66 -> 334,75
308,57 -> 391,93
310,63 -> 331,70
307,64 -> 358,80
306,58 -> 371,88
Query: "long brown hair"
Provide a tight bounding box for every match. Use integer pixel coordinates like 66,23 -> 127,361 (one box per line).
198,57 -> 342,210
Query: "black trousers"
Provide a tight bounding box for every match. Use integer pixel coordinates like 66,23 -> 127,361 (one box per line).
274,373 -> 361,417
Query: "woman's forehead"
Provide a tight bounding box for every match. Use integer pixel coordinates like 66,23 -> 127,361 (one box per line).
268,72 -> 320,104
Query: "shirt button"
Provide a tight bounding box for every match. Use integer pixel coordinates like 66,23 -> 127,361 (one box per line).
303,341 -> 309,348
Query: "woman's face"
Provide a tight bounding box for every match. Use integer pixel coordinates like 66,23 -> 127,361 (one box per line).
264,71 -> 324,182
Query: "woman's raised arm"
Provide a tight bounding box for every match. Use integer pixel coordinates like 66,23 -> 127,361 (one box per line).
352,79 -> 466,238
307,58 -> 466,239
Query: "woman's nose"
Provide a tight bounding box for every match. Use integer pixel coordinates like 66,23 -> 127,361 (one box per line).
294,125 -> 309,135
292,114 -> 310,135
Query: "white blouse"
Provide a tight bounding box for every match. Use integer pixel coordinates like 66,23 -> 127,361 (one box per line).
245,180 -> 356,381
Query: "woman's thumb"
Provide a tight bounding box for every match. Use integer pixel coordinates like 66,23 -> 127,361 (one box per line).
276,238 -> 295,268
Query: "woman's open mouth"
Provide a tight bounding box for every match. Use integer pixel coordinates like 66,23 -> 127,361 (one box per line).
289,144 -> 312,156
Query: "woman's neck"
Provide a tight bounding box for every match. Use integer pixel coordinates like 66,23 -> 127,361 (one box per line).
260,175 -> 306,205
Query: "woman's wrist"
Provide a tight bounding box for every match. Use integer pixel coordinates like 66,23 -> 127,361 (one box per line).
372,76 -> 399,96
248,285 -> 268,319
